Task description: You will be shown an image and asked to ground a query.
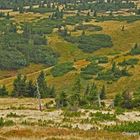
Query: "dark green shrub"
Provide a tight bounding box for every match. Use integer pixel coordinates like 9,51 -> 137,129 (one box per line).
90,112 -> 116,121
64,34 -> 113,53
81,63 -> 104,75
119,58 -> 139,66
106,121 -> 140,133
75,24 -> 102,32
51,62 -> 75,77
130,44 -> 140,55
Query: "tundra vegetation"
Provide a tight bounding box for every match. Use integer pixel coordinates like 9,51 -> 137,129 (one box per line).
0,0 -> 140,139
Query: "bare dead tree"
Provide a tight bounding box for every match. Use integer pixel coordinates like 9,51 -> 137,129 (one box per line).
36,80 -> 42,111
97,93 -> 101,108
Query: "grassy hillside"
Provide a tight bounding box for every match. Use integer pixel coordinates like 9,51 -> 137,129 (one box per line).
0,7 -> 140,98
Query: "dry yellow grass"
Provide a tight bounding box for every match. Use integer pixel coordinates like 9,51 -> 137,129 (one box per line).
74,59 -> 90,70
0,126 -> 138,140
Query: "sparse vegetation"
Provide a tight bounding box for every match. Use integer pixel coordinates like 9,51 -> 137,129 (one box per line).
0,0 -> 140,139
106,121 -> 140,133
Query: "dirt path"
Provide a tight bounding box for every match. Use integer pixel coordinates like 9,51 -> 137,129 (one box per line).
0,66 -> 53,88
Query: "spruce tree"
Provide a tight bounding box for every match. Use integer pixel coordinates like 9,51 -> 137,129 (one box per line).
37,71 -> 48,98
0,85 -> 8,97
12,74 -> 27,97
114,93 -> 123,106
111,62 -> 117,72
68,77 -> 81,110
56,91 -> 67,108
26,80 -> 36,97
84,84 -> 90,96
100,85 -> 106,100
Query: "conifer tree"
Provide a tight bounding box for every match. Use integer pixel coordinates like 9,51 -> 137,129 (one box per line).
56,91 -> 67,108
100,85 -> 106,100
26,80 -> 36,97
0,85 -> 8,97
68,77 -> 81,110
37,71 -> 48,98
12,74 -> 27,97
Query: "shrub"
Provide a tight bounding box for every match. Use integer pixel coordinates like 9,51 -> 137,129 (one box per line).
90,112 -> 116,121
106,121 -> 140,133
75,24 -> 102,32
0,117 -> 14,127
0,20 -> 59,70
0,49 -> 28,70
130,44 -> 140,55
28,7 -> 56,13
81,63 -> 104,75
63,111 -> 81,117
65,15 -> 92,25
64,34 -> 113,53
119,58 -> 139,66
96,15 -> 140,23
51,62 -> 75,77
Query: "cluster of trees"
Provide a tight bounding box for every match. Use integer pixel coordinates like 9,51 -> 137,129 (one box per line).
80,60 -> 131,81
12,72 -> 55,98
118,58 -> 139,66
81,63 -> 104,75
56,77 -> 106,110
114,89 -> 140,109
0,71 -> 140,110
62,33 -> 113,53
0,71 -> 55,98
73,1 -> 135,12
96,62 -> 130,81
96,15 -> 140,23
51,9 -> 64,19
0,0 -> 134,12
51,62 -> 75,77
65,15 -> 92,25
0,19 -> 58,70
0,72 -> 106,110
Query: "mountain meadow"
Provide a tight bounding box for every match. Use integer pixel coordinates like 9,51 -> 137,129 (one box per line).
0,0 -> 140,139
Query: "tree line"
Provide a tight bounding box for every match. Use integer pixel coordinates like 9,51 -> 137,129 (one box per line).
0,71 -> 139,110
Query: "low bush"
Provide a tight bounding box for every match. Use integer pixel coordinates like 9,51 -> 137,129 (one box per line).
90,112 -> 116,121
51,62 -> 75,77
81,63 -> 104,75
119,58 -> 139,66
64,34 -> 113,53
105,121 -> 140,133
75,24 -> 102,32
